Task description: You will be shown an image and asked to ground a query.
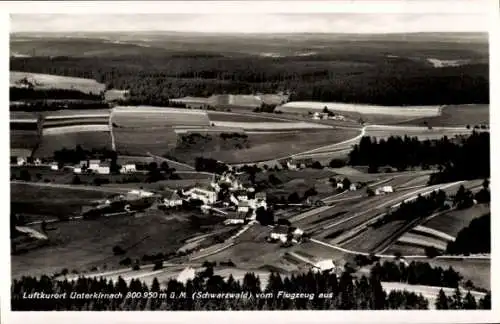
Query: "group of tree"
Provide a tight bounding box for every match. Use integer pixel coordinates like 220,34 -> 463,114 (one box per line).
194,157 -> 229,174
53,145 -> 119,172
446,213 -> 490,255
372,189 -> 447,228
435,288 -> 490,310
11,54 -> 488,106
12,267 -> 426,310
370,261 -> 462,288
348,132 -> 489,185
10,87 -> 103,102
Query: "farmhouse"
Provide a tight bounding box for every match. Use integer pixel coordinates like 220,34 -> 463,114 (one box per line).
126,189 -> 154,200
16,157 -> 27,166
73,166 -> 82,174
163,191 -> 183,208
375,185 -> 394,195
120,163 -> 137,173
311,259 -> 336,274
237,201 -> 250,214
50,162 -> 59,171
34,158 -> 42,166
88,159 -> 101,171
286,160 -> 298,170
184,185 -> 218,205
270,225 -> 289,242
96,162 -> 110,175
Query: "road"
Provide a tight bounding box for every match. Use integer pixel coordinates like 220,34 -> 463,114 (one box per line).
11,180 -> 132,194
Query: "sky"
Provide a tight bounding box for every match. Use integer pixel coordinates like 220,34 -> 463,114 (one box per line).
10,13 -> 489,34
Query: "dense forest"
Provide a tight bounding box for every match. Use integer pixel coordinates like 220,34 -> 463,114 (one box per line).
10,55 -> 489,106
446,213 -> 490,255
348,132 -> 489,184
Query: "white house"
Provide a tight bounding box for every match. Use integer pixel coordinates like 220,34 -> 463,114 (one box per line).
74,167 -> 82,174
270,225 -> 289,242
336,182 -> 344,190
287,160 -> 298,170
126,189 -> 154,200
88,159 -> 101,171
312,112 -> 321,120
375,185 -> 394,195
34,158 -> 42,166
229,194 -> 240,206
311,259 -> 336,274
224,219 -> 245,225
237,201 -> 250,214
16,157 -> 27,166
50,162 -> 59,171
96,163 -> 110,175
120,163 -> 136,173
349,183 -> 359,191
163,191 -> 183,208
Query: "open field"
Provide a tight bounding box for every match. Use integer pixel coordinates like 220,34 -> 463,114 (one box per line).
211,121 -> 331,130
114,127 -> 177,156
363,125 -> 475,141
34,131 -> 112,157
207,111 -> 290,123
11,209 -> 227,278
10,111 -> 39,121
44,109 -> 111,118
10,182 -> 119,222
111,106 -> 211,128
278,102 -> 441,117
422,204 -> 490,237
175,128 -> 359,164
10,130 -> 40,153
398,104 -> 489,127
10,71 -> 105,94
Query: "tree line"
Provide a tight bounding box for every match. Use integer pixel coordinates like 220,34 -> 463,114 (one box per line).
348,132 -> 489,185
446,213 -> 490,255
11,56 -> 488,106
370,261 -> 462,288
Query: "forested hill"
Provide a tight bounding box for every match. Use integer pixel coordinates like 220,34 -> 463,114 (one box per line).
10,52 -> 488,106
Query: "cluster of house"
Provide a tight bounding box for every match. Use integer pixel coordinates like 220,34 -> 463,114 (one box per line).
311,112 -> 346,121
285,158 -> 314,170
11,155 -> 139,176
161,170 -> 268,223
334,178 -> 362,191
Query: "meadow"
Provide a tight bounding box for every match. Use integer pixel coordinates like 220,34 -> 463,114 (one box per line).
10,71 -> 106,95
34,131 -> 113,157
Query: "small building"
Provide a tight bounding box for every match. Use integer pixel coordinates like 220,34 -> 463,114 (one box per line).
311,259 -> 336,274
96,162 -> 110,175
312,112 -> 321,120
237,201 -> 250,214
74,167 -> 82,174
34,158 -> 42,166
88,159 -> 101,171
16,157 -> 27,166
375,185 -> 394,195
270,225 -> 289,242
120,163 -> 136,173
50,162 -> 59,171
349,183 -> 360,191
286,160 -> 298,170
224,218 -> 245,225
336,182 -> 344,190
163,191 -> 183,208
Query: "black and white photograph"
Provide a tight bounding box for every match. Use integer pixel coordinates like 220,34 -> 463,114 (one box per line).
5,0 -> 496,320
